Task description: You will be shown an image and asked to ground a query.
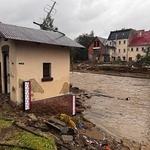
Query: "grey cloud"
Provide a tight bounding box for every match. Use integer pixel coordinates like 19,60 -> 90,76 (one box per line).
0,0 -> 150,39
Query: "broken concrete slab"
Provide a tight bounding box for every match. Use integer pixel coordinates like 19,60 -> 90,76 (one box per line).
62,135 -> 73,143
49,116 -> 67,127
27,113 -> 38,122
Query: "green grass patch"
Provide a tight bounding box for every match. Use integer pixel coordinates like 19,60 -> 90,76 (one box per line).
1,129 -> 57,150
0,118 -> 57,150
0,119 -> 12,131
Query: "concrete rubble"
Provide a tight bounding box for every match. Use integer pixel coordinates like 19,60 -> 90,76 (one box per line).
0,90 -> 150,150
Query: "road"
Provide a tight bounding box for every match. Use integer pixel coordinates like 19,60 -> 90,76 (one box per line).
70,72 -> 150,144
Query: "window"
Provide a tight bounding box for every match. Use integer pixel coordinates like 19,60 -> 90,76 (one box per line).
122,56 -> 126,61
136,48 -> 139,52
118,56 -> 121,60
42,63 -> 53,82
112,57 -> 115,61
113,41 -> 116,45
129,57 -> 132,61
142,47 -> 145,51
124,40 -> 126,44
119,41 -> 121,44
94,41 -> 96,47
110,42 -> 111,45
124,49 -> 126,52
131,48 -> 133,52
97,41 -> 99,47
118,49 -> 121,53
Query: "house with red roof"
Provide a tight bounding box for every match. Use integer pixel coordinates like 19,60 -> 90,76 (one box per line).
128,30 -> 150,61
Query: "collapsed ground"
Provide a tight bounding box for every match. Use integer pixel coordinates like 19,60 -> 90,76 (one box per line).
0,65 -> 150,150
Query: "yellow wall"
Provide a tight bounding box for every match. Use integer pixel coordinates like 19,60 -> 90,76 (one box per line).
128,46 -> 145,61
108,39 -> 129,61
0,40 -> 70,104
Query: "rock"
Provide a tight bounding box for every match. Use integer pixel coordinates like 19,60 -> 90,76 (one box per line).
121,138 -> 140,150
62,135 -> 73,143
49,116 -> 67,127
141,145 -> 150,150
27,113 -> 38,122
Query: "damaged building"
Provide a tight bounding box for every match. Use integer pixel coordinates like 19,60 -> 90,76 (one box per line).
0,22 -> 83,114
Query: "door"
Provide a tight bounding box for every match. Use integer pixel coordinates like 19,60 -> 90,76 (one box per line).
2,45 -> 10,93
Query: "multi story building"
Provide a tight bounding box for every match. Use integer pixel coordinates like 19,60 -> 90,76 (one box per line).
128,30 -> 150,61
108,28 -> 136,61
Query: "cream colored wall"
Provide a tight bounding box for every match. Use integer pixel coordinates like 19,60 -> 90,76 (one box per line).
128,46 -> 145,61
15,41 -> 70,104
0,39 -> 17,102
1,40 -> 70,104
109,39 -> 129,61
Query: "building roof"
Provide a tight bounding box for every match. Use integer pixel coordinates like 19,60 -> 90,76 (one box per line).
88,36 -> 107,48
108,28 -> 134,40
129,30 -> 150,46
97,37 -> 107,46
0,22 -> 84,48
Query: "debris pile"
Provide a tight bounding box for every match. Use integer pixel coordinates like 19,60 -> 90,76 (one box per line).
26,113 -> 114,150
0,93 -> 149,149
74,63 -> 150,77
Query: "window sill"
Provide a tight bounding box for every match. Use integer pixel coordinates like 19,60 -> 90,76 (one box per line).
41,77 -> 53,82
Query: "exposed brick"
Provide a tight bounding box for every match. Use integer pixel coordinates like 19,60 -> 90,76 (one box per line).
28,94 -> 74,115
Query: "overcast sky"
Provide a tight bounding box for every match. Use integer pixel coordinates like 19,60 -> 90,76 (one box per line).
0,0 -> 150,39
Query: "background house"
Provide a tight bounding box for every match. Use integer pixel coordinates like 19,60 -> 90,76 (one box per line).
88,36 -> 111,62
128,30 -> 150,61
0,22 -> 83,114
108,28 -> 136,61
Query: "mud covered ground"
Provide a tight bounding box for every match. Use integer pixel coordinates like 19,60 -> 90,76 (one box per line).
70,72 -> 150,145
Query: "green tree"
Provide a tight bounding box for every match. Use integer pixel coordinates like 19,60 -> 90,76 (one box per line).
142,46 -> 150,65
136,53 -> 142,60
72,31 -> 94,62
136,46 -> 150,66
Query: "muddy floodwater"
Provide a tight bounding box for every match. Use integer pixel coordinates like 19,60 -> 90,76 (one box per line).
70,72 -> 150,144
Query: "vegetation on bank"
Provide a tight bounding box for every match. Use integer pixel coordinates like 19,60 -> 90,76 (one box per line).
0,114 -> 57,150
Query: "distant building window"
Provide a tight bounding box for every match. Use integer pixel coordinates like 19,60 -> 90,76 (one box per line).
124,49 -> 126,52
42,63 -> 53,82
97,41 -> 99,47
110,42 -> 111,45
119,41 -> 121,44
122,56 -> 126,61
124,40 -> 126,44
136,48 -> 139,52
113,41 -> 116,45
129,57 -> 132,61
131,48 -> 133,52
142,47 -> 145,51
118,56 -> 121,60
94,41 -> 96,47
112,57 -> 115,61
118,49 -> 121,53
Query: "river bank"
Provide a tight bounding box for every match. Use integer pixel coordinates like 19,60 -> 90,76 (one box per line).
70,72 -> 150,147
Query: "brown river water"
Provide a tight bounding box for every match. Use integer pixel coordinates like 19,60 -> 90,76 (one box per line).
70,72 -> 150,144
